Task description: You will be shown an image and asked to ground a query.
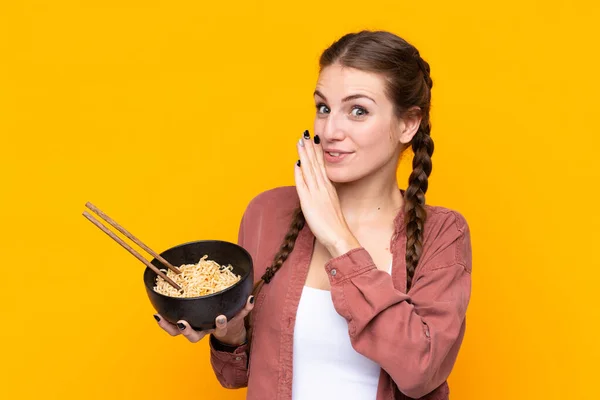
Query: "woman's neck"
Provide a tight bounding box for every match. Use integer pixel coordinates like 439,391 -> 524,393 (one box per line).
334,172 -> 403,227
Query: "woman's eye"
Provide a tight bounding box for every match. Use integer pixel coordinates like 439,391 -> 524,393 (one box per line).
350,106 -> 368,118
316,104 -> 330,114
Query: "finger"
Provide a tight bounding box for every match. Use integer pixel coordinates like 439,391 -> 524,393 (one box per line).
312,134 -> 326,178
213,315 -> 229,339
298,137 -> 317,190
302,130 -> 321,173
230,295 -> 255,324
301,130 -> 323,184
154,314 -> 180,336
295,158 -> 308,196
305,130 -> 329,188
177,320 -> 209,343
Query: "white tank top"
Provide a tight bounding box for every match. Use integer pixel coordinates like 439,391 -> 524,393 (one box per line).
291,261 -> 392,400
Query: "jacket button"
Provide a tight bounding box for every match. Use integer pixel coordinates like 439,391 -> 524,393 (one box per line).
331,269 -> 337,276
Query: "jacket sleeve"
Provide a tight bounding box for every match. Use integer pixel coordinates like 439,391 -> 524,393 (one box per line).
208,207 -> 251,389
209,338 -> 249,389
326,211 -> 472,399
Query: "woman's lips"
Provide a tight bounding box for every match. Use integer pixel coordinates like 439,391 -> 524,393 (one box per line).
323,149 -> 353,163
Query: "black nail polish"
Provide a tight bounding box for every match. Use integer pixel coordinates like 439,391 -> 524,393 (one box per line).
153,315 -> 160,322
177,322 -> 185,330
303,130 -> 310,139
296,160 -> 301,167
250,296 -> 255,304
314,135 -> 320,145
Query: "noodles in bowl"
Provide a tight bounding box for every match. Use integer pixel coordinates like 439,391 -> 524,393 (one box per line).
144,240 -> 253,331
154,255 -> 241,298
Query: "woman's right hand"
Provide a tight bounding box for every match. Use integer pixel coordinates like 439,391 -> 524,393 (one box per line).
154,295 -> 255,345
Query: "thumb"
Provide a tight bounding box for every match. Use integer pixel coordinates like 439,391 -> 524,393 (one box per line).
213,315 -> 228,338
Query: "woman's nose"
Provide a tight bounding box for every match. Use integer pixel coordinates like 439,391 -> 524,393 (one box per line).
321,113 -> 347,141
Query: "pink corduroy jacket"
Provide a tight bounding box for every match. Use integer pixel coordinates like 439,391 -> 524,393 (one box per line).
209,186 -> 472,400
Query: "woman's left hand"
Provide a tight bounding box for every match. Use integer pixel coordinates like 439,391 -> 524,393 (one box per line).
294,130 -> 361,258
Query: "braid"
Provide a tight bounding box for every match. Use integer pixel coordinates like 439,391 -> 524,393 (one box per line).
404,121 -> 434,291
261,206 -> 305,283
402,52 -> 434,292
245,206 -> 305,348
414,51 -> 433,90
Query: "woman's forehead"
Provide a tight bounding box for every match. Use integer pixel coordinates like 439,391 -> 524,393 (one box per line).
315,64 -> 387,102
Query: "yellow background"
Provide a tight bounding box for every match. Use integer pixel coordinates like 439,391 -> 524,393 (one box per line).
1,1 -> 599,399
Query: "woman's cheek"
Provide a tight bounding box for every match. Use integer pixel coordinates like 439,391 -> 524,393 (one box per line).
313,117 -> 326,137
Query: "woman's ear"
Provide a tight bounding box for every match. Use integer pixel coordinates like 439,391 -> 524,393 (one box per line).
398,106 -> 423,145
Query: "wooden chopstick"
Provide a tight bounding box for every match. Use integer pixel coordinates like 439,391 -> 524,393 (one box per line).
83,211 -> 182,292
85,202 -> 180,275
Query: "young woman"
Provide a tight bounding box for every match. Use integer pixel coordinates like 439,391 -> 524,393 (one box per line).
154,30 -> 472,400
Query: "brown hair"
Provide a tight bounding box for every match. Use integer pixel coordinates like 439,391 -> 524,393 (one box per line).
246,30 -> 434,344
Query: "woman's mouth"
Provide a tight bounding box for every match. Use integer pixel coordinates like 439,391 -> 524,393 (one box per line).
324,150 -> 352,163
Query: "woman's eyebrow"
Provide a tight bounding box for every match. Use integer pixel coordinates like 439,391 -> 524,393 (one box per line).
314,90 -> 377,105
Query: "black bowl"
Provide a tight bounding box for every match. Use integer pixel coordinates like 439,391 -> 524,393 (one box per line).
143,240 -> 254,331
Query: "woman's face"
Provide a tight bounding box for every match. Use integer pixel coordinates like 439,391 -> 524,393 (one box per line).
313,63 -> 407,184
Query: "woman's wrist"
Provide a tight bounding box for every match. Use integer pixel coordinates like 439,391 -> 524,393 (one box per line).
325,233 -> 361,258
210,334 -> 246,353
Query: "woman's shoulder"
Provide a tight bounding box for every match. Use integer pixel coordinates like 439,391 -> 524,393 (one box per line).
418,203 -> 472,272
247,186 -> 298,207
241,186 -> 299,227
424,204 -> 469,234
238,187 -> 299,275
244,186 -> 299,215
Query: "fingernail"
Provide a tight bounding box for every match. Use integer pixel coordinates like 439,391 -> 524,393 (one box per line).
303,129 -> 310,139
153,314 -> 160,322
177,322 -> 185,330
298,138 -> 304,147
217,317 -> 226,324
296,160 -> 301,167
249,296 -> 255,304
314,135 -> 320,145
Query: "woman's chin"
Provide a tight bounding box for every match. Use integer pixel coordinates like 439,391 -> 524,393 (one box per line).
326,170 -> 361,184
